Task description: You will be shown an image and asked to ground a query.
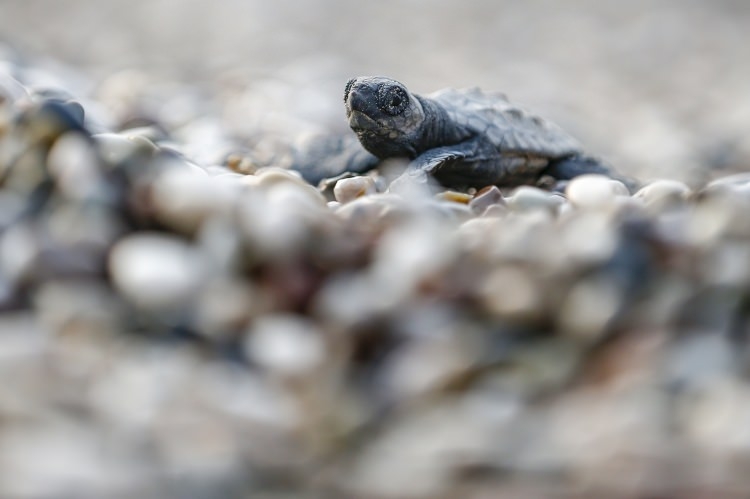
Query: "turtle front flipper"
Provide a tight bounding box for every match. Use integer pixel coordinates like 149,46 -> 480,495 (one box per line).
388,142 -> 477,194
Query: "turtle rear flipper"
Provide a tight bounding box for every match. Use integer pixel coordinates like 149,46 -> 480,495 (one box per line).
544,155 -> 639,192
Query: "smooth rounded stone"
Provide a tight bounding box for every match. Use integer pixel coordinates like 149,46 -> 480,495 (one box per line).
46,132 -> 104,201
109,234 -> 205,310
371,217 -> 459,296
506,185 -> 564,213
706,172 -> 750,191
469,185 -> 505,215
333,175 -> 377,204
457,217 -> 502,253
700,242 -> 750,287
224,152 -> 258,175
317,171 -> 357,201
33,280 -> 122,336
334,193 -> 405,226
343,402 -> 495,498
664,333 -> 733,390
680,378 -> 750,452
241,167 -> 327,207
244,314 -> 326,376
203,165 -> 243,179
565,174 -> 630,209
380,305 -> 481,398
699,174 -> 750,205
237,182 -> 329,259
119,125 -> 170,143
558,274 -> 623,339
0,424 -> 146,498
633,179 -> 691,210
0,224 -> 39,283
0,191 -> 27,230
479,266 -> 543,322
558,211 -> 618,264
93,132 -> 159,164
46,203 -> 124,251
194,279 -> 259,336
241,166 -> 307,188
549,389 -> 669,488
686,195 -> 743,246
425,199 -> 474,221
18,99 -> 87,144
486,210 -> 556,262
151,167 -> 240,234
479,203 -> 508,218
313,272 -> 398,326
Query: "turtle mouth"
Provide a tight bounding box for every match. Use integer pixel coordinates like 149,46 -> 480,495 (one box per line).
348,110 -> 379,131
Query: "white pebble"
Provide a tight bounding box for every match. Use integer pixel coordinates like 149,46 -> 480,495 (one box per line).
333,176 -> 376,204
109,234 -> 204,309
245,314 -> 325,376
566,174 -> 629,209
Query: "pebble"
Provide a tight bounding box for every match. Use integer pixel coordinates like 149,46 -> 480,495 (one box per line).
333,175 -> 376,203
108,234 -> 204,310
151,167 -> 239,234
566,174 -> 629,209
469,185 -> 505,214
633,179 -> 691,210
244,314 -> 326,376
506,185 -> 564,213
93,132 -> 159,164
5,50 -> 750,499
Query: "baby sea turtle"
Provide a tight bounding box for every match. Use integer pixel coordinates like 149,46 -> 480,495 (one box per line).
344,76 -> 624,190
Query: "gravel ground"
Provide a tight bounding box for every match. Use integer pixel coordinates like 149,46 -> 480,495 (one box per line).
2,2 -> 750,498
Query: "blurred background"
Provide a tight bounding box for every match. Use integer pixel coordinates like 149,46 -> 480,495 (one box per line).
2,0 -> 749,182
3,2 -> 750,498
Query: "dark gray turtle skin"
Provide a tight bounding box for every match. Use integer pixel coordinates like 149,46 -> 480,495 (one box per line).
344,76 -> 620,189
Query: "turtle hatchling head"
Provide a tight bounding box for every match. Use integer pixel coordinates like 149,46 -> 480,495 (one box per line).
344,76 -> 425,159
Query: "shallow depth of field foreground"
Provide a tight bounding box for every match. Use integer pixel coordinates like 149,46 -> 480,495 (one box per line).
1,1 -> 750,497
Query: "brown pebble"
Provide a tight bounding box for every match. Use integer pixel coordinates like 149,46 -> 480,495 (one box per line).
469,185 -> 505,214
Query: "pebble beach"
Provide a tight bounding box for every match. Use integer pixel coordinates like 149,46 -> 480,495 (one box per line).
2,2 -> 750,498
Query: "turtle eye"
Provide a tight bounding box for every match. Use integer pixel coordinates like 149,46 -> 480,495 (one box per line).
378,85 -> 409,116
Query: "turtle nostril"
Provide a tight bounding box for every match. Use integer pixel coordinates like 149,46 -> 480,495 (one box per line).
344,78 -> 357,103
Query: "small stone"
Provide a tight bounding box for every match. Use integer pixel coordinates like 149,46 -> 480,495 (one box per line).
224,152 -> 257,175
479,266 -> 542,322
469,185 -> 505,214
566,174 -> 629,209
242,166 -> 306,188
18,99 -> 87,145
506,185 -> 563,213
633,179 -> 691,210
479,204 -> 508,218
706,172 -> 750,190
46,132 -> 103,201
93,132 -> 159,164
109,234 -> 204,310
151,167 -> 239,234
558,275 -> 622,339
244,314 -> 326,376
333,176 -> 377,204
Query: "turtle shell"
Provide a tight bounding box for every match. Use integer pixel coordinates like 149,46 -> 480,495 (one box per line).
429,87 -> 583,159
